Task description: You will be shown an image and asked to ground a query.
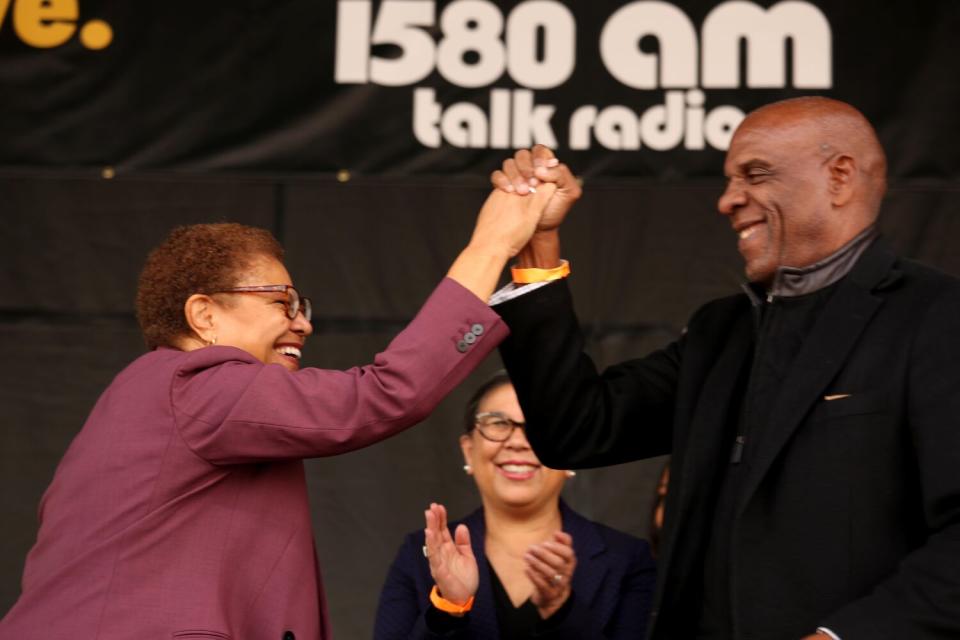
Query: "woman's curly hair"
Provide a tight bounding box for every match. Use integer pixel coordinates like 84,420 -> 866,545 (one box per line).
136,223 -> 284,349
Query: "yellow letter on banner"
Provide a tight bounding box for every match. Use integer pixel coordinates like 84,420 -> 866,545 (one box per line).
0,0 -> 13,30
15,0 -> 78,48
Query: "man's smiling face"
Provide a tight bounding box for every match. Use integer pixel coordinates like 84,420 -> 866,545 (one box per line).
717,110 -> 837,284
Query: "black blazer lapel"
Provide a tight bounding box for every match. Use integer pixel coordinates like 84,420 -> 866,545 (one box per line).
465,503 -> 608,638
655,307 -> 754,614
671,308 -> 754,526
735,240 -> 899,515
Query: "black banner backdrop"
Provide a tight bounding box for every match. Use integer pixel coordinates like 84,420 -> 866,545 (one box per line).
0,0 -> 957,177
1,1 -> 960,637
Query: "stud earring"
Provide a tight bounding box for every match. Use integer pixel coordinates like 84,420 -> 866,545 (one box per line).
565,470 -> 576,478
463,464 -> 472,474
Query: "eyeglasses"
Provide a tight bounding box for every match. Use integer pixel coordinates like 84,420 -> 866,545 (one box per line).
473,411 -> 526,442
213,284 -> 312,322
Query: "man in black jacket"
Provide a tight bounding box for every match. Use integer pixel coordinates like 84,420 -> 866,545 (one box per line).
491,97 -> 960,639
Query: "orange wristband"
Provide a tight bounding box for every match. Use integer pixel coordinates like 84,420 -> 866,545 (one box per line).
429,585 -> 474,614
511,259 -> 570,284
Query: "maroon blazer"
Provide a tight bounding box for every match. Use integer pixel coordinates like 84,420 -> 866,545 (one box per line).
0,278 -> 506,640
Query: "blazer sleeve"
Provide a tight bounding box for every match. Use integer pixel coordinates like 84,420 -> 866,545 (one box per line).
171,278 -> 507,464
374,532 -> 470,640
495,279 -> 682,469
603,538 -> 658,640
822,285 -> 960,637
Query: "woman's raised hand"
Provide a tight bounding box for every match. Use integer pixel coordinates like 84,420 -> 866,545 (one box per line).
423,503 -> 479,607
490,145 -> 581,233
446,179 -> 556,301
524,530 -> 578,619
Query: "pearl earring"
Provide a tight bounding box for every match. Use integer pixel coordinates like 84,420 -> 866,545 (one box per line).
565,470 -> 576,478
463,464 -> 472,474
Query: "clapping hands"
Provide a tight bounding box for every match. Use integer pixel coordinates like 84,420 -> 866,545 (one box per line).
525,531 -> 578,619
423,503 -> 578,620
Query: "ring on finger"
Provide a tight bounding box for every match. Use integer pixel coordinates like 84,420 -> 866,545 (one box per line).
551,573 -> 563,585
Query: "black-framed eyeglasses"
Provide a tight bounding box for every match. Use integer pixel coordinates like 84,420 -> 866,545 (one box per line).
213,284 -> 312,322
474,411 -> 526,442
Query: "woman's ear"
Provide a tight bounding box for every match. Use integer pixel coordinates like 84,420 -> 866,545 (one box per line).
183,294 -> 216,344
459,434 -> 474,474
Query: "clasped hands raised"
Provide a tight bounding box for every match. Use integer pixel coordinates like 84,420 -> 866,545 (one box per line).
471,145 -> 581,263
447,145 -> 580,301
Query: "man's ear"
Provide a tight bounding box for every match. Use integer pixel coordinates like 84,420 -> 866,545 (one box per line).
827,154 -> 856,207
183,294 -> 216,343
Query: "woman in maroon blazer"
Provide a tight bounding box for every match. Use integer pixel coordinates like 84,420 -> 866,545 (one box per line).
0,185 -> 555,640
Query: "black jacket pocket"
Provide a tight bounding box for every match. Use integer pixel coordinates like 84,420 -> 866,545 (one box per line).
810,391 -> 886,421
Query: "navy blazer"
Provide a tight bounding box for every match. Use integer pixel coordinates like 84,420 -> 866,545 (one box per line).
374,501 -> 656,639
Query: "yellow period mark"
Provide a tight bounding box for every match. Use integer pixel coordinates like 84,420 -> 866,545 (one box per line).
80,18 -> 111,49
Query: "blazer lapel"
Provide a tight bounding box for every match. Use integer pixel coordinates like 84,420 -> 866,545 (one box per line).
465,503 -> 611,636
735,240 -> 899,515
561,500 -> 607,608
656,307 -> 754,605
672,308 -> 754,528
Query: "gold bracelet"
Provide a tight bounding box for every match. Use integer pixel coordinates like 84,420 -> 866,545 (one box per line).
511,259 -> 570,284
429,585 -> 474,614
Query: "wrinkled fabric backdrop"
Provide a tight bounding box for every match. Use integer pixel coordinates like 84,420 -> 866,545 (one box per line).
1,1 -> 959,636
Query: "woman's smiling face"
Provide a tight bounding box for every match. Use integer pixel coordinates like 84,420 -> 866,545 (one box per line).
209,255 -> 313,371
460,383 -> 567,512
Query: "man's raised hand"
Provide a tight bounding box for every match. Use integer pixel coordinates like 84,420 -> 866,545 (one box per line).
490,145 -> 581,233
446,181 -> 557,300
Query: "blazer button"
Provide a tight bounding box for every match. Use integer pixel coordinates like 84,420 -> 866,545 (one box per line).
470,323 -> 484,336
463,332 -> 476,345
456,340 -> 468,353
283,632 -> 295,640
